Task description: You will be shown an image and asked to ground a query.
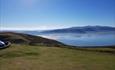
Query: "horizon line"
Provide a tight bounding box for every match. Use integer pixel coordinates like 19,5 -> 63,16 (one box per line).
1,25 -> 115,31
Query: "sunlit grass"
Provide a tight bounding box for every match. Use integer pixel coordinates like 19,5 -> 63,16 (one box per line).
0,44 -> 115,70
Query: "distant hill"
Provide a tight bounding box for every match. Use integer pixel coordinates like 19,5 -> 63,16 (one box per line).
41,26 -> 115,34
0,32 -> 65,47
2,26 -> 115,35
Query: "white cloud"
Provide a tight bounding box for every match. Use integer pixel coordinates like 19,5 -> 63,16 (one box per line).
0,25 -> 69,31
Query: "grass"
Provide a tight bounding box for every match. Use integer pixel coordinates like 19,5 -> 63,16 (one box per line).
0,44 -> 115,70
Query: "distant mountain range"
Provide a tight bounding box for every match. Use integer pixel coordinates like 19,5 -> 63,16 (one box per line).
1,26 -> 115,35
41,26 -> 115,34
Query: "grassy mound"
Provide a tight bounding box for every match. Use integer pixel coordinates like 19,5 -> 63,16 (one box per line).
0,32 -> 65,47
0,44 -> 115,70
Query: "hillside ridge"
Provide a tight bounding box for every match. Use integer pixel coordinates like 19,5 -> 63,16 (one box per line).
0,32 -> 65,47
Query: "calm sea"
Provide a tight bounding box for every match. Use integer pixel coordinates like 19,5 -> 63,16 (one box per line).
38,33 -> 115,47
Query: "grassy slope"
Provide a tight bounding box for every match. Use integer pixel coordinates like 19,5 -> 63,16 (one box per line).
0,32 -> 65,46
0,44 -> 115,70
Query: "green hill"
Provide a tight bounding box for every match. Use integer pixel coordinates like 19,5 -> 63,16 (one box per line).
0,32 -> 65,47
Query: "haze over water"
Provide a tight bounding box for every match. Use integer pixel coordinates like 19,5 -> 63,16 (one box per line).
39,33 -> 115,47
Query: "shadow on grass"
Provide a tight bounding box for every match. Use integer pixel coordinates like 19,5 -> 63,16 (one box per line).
63,46 -> 115,55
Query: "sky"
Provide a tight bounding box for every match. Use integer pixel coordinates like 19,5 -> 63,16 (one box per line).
0,0 -> 115,30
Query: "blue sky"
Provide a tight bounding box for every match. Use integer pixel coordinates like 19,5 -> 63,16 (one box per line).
0,0 -> 115,30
